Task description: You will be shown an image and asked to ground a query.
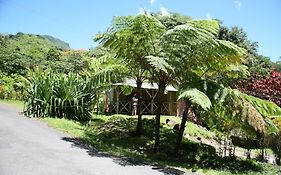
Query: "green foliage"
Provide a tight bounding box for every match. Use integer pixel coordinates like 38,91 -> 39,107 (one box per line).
178,88 -> 211,111
218,26 -> 257,55
57,50 -> 91,74
120,85 -> 134,96
95,14 -> 168,138
25,69 -> 97,121
0,74 -> 27,100
89,116 -> 136,138
0,33 -> 85,77
89,52 -> 128,86
0,75 -> 17,99
245,55 -> 272,75
272,60 -> 281,72
243,95 -> 281,118
218,25 -> 272,75
201,87 -> 280,135
0,35 -> 27,76
42,35 -> 70,50
95,14 -> 166,81
159,19 -> 246,83
43,117 -> 85,137
0,99 -> 24,109
146,55 -> 174,74
152,12 -> 192,29
0,33 -> 91,100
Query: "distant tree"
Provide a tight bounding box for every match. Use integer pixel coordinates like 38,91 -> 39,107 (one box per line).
46,47 -> 62,61
0,34 -> 27,75
272,58 -> 281,72
218,25 -> 272,75
58,50 -> 90,73
246,55 -> 272,76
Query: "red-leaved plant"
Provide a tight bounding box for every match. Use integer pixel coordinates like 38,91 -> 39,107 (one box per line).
236,71 -> 281,106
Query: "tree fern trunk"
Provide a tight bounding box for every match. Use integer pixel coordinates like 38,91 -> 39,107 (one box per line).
136,79 -> 143,136
154,82 -> 165,152
175,100 -> 191,155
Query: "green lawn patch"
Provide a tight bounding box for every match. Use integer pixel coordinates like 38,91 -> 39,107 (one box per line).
0,99 -> 24,110
43,118 -> 85,137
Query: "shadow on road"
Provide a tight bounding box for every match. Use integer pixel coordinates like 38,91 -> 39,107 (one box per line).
62,137 -> 188,175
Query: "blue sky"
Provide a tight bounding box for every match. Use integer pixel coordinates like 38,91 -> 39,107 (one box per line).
0,0 -> 280,61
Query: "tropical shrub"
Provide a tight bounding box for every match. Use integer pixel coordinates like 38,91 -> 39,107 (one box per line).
0,74 -> 27,99
24,69 -> 97,121
0,75 -> 16,99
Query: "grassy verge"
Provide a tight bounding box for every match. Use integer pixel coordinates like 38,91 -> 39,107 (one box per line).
0,99 -> 24,110
42,114 -> 280,175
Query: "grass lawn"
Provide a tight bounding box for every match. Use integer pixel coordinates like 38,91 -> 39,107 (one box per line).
42,114 -> 281,175
0,99 -> 24,110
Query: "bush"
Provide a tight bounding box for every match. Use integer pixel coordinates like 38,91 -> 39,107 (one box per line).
0,75 -> 17,99
0,73 -> 29,100
24,69 -> 97,122
92,116 -> 136,138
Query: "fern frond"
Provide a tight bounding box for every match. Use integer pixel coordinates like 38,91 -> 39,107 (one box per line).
242,94 -> 281,118
178,88 -> 211,111
146,55 -> 174,74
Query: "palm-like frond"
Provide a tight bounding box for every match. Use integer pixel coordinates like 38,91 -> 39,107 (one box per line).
159,19 -> 246,80
188,19 -> 219,36
95,14 -> 166,61
211,87 -> 281,134
178,88 -> 211,111
240,100 -> 267,133
243,95 -> 281,118
145,55 -> 174,74
90,53 -> 128,86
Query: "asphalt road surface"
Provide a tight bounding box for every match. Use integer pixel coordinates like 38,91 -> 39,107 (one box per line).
0,105 -> 199,175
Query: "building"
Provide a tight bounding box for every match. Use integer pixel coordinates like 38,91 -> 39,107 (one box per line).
104,79 -> 180,116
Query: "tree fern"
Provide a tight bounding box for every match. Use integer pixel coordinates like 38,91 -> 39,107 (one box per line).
204,87 -> 281,134
145,55 -> 174,74
178,88 -> 211,110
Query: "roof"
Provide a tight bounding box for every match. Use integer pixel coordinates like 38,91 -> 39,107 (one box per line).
113,79 -> 178,92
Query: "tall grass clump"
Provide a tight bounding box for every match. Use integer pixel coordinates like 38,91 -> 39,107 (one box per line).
25,69 -> 97,122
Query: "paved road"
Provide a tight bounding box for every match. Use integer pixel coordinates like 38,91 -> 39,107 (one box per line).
0,105 -> 198,175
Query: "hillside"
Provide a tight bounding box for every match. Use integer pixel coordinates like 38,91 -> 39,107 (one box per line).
43,35 -> 70,50
0,32 -> 71,76
2,32 -> 70,50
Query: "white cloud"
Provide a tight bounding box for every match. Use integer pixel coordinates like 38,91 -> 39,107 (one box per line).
234,0 -> 242,10
206,12 -> 211,19
160,6 -> 170,16
150,0 -> 156,5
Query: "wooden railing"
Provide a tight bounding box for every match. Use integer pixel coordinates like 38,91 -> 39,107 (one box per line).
108,100 -> 177,115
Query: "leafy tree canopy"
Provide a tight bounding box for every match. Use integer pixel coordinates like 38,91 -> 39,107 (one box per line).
218,25 -> 272,75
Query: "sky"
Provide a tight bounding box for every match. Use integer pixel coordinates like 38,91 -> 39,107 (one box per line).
0,0 -> 280,61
